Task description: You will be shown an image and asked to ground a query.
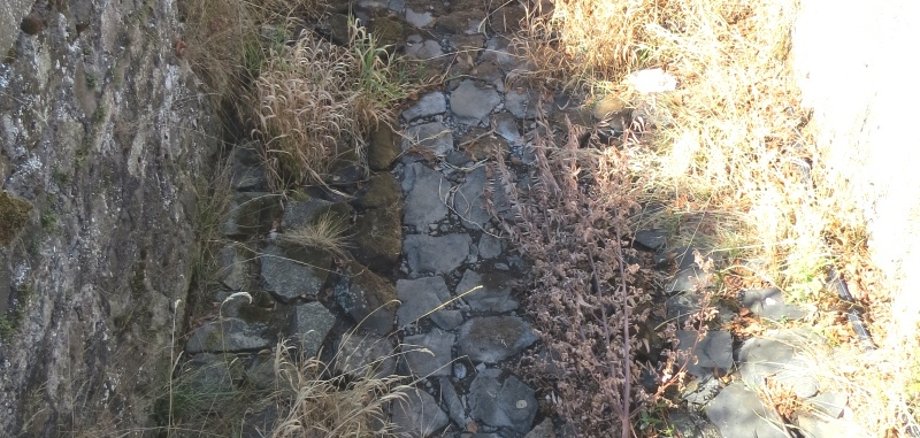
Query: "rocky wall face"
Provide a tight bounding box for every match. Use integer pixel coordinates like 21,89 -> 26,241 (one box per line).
0,0 -> 217,434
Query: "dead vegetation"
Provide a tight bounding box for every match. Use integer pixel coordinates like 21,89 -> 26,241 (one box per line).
507,0 -> 919,435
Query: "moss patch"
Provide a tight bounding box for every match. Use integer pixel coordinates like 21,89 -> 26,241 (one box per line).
0,191 -> 32,246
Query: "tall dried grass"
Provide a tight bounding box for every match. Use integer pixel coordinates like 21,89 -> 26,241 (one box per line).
514,0 -> 917,434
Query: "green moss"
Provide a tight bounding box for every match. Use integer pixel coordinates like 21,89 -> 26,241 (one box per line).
0,191 -> 32,246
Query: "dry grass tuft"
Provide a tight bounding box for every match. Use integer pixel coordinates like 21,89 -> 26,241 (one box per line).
253,20 -> 413,188
513,0 -> 919,435
280,212 -> 352,258
270,340 -> 409,438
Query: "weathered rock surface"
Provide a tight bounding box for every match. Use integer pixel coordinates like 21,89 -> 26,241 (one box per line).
260,244 -> 332,302
456,269 -> 518,313
352,207 -> 403,273
453,167 -> 491,230
369,123 -> 401,170
403,163 -> 450,229
0,0 -> 219,432
402,92 -> 447,121
391,389 -> 450,437
705,382 -> 785,438
404,233 -> 472,275
290,302 -> 335,358
740,287 -> 807,321
403,121 -> 454,155
336,332 -> 398,378
738,329 -> 820,398
396,276 -> 452,327
335,262 -> 398,335
401,329 -> 455,377
458,316 -> 537,363
468,370 -> 538,433
186,319 -> 272,354
676,330 -> 734,377
450,80 -> 501,124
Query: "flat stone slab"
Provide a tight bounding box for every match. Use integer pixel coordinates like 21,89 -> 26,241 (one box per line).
401,328 -> 455,377
335,262 -> 398,336
186,318 -> 271,354
291,302 -> 335,358
402,92 -> 447,121
450,80 -> 501,124
458,316 -> 538,363
397,276 -> 451,327
404,234 -> 472,275
705,382 -> 786,438
402,121 -> 454,156
456,269 -> 518,313
677,330 -> 734,377
439,377 -> 468,427
352,206 -> 402,273
406,37 -> 444,60
260,244 -> 332,302
452,166 -> 491,230
403,163 -> 450,229
738,329 -> 820,398
392,389 -> 449,437
336,332 -> 397,378
740,287 -> 807,321
216,244 -> 249,291
634,229 -> 668,252
468,371 -> 538,433
478,234 -> 503,259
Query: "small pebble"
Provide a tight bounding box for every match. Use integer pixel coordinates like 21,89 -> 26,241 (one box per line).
453,363 -> 467,380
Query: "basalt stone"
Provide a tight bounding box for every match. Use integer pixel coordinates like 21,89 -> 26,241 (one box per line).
740,287 -> 807,321
186,318 -> 272,354
468,372 -> 537,433
450,80 -> 501,124
356,172 -> 402,209
456,269 -> 518,313
221,192 -> 279,238
216,244 -> 250,291
406,36 -> 444,60
403,163 -> 450,229
281,196 -> 352,231
401,329 -> 455,377
453,166 -> 491,230
391,389 -> 450,437
439,377 -> 468,427
458,316 -> 537,363
290,302 -> 335,358
402,92 -> 447,122
705,382 -> 785,438
335,262 -> 399,336
478,234 -> 503,259
634,229 -> 668,252
402,121 -> 454,156
260,244 -> 332,302
676,330 -> 733,377
336,332 -> 398,378
352,207 -> 402,273
397,276 -> 452,328
404,234 -> 473,275
738,329 -> 821,399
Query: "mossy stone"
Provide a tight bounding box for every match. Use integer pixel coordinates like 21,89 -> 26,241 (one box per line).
356,173 -> 401,209
370,16 -> 408,49
367,123 -> 401,171
0,192 -> 32,246
351,206 -> 402,274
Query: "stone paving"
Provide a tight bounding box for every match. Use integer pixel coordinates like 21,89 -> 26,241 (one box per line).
179,1 -> 863,436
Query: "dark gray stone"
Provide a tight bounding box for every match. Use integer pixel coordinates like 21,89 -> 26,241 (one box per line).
406,37 -> 444,60
682,375 -> 724,407
740,287 -> 807,321
186,318 -> 272,354
291,302 -> 335,358
634,229 -> 667,251
458,316 -> 538,363
797,412 -> 850,438
402,329 -> 455,377
222,192 -> 279,238
356,172 -> 401,209
216,244 -> 249,291
403,92 -> 447,121
405,8 -> 434,28
493,113 -> 522,144
667,411 -> 721,438
453,167 -> 491,230
665,292 -> 703,326
335,262 -> 398,336
705,382 -> 786,438
260,244 -> 332,302
352,206 -> 402,273
392,389 -> 450,437
468,373 -> 537,433
453,363 -> 468,380
404,234 -> 473,275
432,310 -> 465,330
451,80 -> 501,124
478,234 -> 503,259
336,332 -> 398,378
525,418 -> 556,438
281,197 -> 337,230
403,163 -> 450,229
456,269 -> 518,313
677,330 -> 733,377
397,276 -> 451,327
667,267 -> 706,294
439,377 -> 468,428
505,90 -> 539,120
738,329 -> 820,399
403,121 -> 454,156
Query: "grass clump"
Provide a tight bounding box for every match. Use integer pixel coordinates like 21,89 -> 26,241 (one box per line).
253,19 -> 412,188
512,0 -> 916,435
280,212 -> 351,259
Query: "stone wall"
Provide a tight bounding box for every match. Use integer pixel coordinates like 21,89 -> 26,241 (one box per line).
791,0 -> 920,345
0,0 -> 217,434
